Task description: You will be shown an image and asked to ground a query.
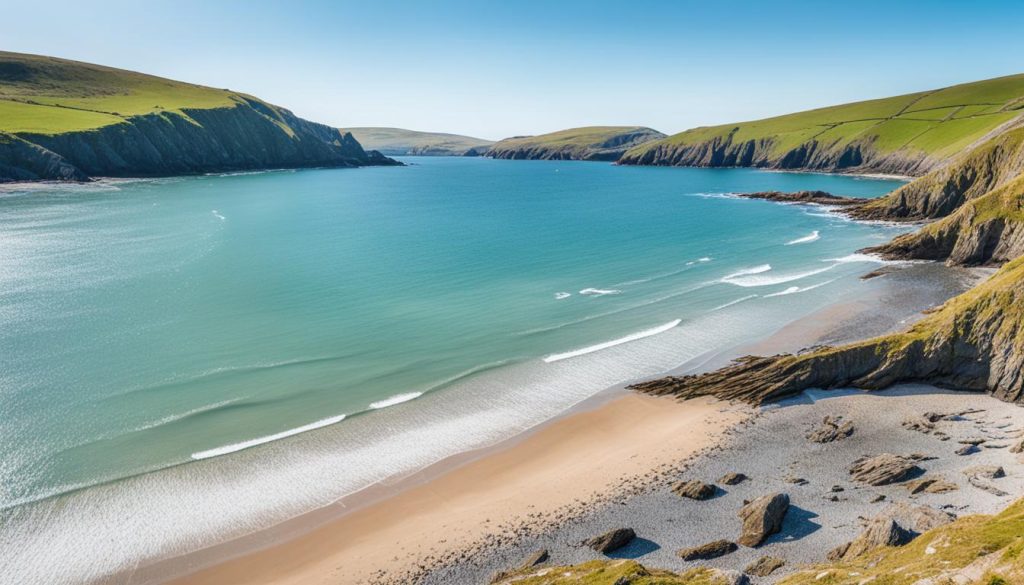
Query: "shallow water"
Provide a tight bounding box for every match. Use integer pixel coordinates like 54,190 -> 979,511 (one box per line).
0,158 -> 908,583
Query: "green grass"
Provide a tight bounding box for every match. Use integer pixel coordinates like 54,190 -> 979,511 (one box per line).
0,51 -> 251,134
491,126 -> 662,149
340,127 -> 493,155
626,74 -> 1024,165
492,560 -> 732,585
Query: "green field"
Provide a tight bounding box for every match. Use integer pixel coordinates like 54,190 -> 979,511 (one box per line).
0,51 -> 255,135
491,126 -> 659,149
487,126 -> 666,161
340,127 -> 493,155
624,74 -> 1024,167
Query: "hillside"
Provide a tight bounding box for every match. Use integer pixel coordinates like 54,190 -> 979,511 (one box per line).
494,499 -> 1024,585
487,126 -> 666,161
619,74 -> 1024,176
340,127 -> 493,156
0,52 -> 397,182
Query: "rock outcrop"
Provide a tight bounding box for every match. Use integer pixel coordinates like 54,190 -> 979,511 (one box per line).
807,416 -> 855,443
630,256 -> 1024,406
737,190 -> 864,206
849,454 -> 924,486
744,556 -> 785,577
737,493 -> 789,547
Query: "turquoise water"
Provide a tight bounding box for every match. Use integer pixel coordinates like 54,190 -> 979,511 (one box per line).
0,158 -> 907,583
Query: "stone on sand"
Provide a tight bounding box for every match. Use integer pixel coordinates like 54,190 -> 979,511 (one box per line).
745,555 -> 786,577
807,415 -> 854,443
672,479 -> 716,500
737,493 -> 789,547
677,539 -> 737,561
584,528 -> 635,553
849,454 -> 924,486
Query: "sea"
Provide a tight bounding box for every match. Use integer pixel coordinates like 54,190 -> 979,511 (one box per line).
0,156 -> 910,583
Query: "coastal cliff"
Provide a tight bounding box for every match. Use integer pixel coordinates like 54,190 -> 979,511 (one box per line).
487,126 -> 666,161
0,52 -> 397,182
619,74 -> 1024,176
340,127 -> 493,156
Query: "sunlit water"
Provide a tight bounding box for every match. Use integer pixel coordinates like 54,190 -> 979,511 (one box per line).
0,157 -> 909,583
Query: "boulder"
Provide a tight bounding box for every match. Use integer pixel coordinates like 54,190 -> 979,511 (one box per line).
708,569 -> 749,585
904,477 -> 958,494
882,501 -> 956,532
963,465 -> 1006,479
745,555 -> 786,577
849,454 -> 924,486
584,528 -> 635,553
672,479 -> 716,500
719,472 -> 749,485
807,415 -> 855,443
738,493 -> 789,547
677,539 -> 737,561
968,476 -> 1009,496
828,516 -> 913,561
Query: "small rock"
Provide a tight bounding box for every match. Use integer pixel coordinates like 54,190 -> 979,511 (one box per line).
677,539 -> 737,561
830,485 -> 845,492
719,472 -> 748,485
869,494 -> 887,503
963,465 -> 1005,479
785,476 -> 809,486
519,549 -> 548,568
902,415 -> 935,433
672,479 -> 716,500
738,493 -> 789,547
968,476 -> 1009,497
708,569 -> 749,585
808,415 -> 855,443
849,454 -> 924,486
958,437 -> 986,445
1009,439 -> 1024,453
745,555 -> 786,577
955,444 -> 980,456
584,528 -> 635,553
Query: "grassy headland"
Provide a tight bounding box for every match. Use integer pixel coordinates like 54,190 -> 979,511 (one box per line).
487,126 -> 666,161
619,74 -> 1024,176
340,127 -> 494,156
0,51 -> 397,181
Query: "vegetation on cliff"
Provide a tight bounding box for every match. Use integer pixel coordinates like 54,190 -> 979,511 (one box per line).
619,74 -> 1024,176
487,126 -> 666,161
340,127 -> 494,156
0,51 -> 397,181
491,560 -> 740,585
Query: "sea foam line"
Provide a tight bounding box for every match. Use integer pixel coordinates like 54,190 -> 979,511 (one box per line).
723,264 -> 835,288
763,278 -> 838,298
711,294 -> 758,312
369,392 -> 423,409
191,413 -> 348,460
543,319 -> 682,363
786,230 -> 820,245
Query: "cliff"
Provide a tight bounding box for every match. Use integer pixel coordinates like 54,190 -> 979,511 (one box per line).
619,74 -> 1024,176
340,127 -> 493,156
487,126 -> 666,162
0,51 -> 397,182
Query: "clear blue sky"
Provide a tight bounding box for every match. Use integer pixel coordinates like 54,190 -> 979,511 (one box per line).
6,0 -> 1024,140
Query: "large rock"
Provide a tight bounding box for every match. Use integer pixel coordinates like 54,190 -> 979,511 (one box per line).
584,528 -> 635,554
963,465 -> 1005,479
737,493 -> 789,547
849,454 -> 924,486
719,472 -> 749,485
672,479 -> 716,500
745,556 -> 785,577
677,539 -> 737,561
882,501 -> 956,532
828,517 -> 913,561
904,476 -> 958,494
807,415 -> 855,443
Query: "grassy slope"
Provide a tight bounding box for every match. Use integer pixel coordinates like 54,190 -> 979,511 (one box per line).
621,74 -> 1024,172
0,51 -> 245,134
340,127 -> 493,155
492,500 -> 1024,585
488,126 -> 666,161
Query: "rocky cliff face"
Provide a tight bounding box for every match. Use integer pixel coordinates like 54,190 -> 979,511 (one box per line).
616,129 -> 948,176
0,100 -> 397,182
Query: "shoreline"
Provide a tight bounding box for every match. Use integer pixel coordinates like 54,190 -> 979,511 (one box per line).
159,262 -> 979,585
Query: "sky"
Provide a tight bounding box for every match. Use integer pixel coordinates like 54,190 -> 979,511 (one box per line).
5,0 -> 1024,140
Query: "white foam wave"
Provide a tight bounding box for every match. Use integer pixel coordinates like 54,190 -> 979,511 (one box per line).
688,192 -> 738,200
191,413 -> 348,460
721,264 -> 772,281
543,319 -> 682,363
211,210 -> 226,221
764,278 -> 838,297
827,253 -> 888,264
786,230 -> 820,245
723,264 -> 835,288
131,399 -> 239,433
369,392 -> 423,409
554,292 -> 571,300
579,288 -> 622,296
710,294 -> 758,312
